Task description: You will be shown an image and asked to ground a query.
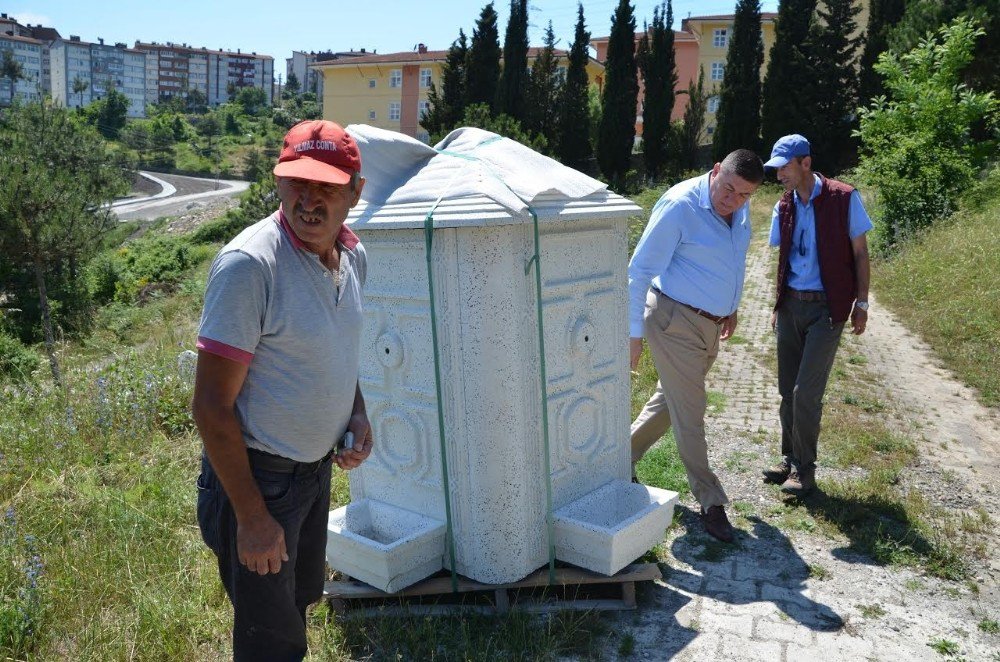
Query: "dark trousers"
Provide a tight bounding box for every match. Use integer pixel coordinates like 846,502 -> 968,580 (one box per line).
776,297 -> 845,472
197,454 -> 332,662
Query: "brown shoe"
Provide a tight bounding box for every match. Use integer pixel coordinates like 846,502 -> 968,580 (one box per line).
701,505 -> 735,543
762,460 -> 791,484
780,468 -> 815,495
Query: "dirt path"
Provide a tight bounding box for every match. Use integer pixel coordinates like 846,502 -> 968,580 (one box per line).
597,237 -> 1000,661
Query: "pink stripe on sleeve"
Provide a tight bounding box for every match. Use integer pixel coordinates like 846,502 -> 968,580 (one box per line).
197,337 -> 254,366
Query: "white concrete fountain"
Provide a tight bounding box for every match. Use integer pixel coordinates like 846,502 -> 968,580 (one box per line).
325,126 -> 678,592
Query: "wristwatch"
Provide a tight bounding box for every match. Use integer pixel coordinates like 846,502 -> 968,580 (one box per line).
855,300 -> 870,311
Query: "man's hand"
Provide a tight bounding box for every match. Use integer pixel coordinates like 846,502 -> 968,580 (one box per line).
629,337 -> 644,371
771,310 -> 777,332
851,306 -> 868,335
720,311 -> 739,341
237,510 -> 288,575
336,411 -> 373,470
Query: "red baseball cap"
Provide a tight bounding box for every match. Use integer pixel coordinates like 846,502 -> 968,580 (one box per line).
273,120 -> 362,185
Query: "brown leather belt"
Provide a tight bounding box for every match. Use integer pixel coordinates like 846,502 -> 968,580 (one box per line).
652,287 -> 729,325
786,288 -> 827,302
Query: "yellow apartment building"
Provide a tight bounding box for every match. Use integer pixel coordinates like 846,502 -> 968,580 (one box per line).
314,44 -> 604,142
680,13 -> 778,139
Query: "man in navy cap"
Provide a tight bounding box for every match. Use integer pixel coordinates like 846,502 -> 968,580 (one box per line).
763,134 -> 873,495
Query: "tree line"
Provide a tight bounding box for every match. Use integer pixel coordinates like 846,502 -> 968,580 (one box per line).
425,0 -> 997,200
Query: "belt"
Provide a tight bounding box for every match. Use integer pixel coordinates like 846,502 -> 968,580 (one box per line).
785,288 -> 827,302
652,287 -> 729,325
247,447 -> 334,475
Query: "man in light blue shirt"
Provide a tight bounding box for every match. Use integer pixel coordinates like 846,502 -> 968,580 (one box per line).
629,149 -> 765,543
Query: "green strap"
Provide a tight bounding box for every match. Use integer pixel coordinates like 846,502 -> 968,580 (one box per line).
422,139 -> 557,587
423,203 -> 460,594
525,206 -> 557,585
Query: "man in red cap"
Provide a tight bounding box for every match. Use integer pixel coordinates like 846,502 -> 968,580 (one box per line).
192,120 -> 373,660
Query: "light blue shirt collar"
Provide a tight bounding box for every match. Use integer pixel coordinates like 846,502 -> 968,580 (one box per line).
792,174 -> 822,207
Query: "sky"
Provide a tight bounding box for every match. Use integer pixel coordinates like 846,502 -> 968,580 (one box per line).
7,0 -> 779,77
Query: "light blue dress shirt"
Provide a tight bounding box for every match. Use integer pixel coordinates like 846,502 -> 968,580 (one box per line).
768,175 -> 873,291
628,172 -> 752,338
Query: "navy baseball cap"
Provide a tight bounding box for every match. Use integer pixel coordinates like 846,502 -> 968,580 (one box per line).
764,134 -> 810,168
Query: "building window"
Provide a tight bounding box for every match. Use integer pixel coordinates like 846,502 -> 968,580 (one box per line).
711,62 -> 724,81
420,68 -> 432,88
389,102 -> 400,121
708,96 -> 720,113
418,99 -> 430,118
389,69 -> 402,88
368,78 -> 376,88
368,109 -> 376,121
713,29 -> 729,48
417,130 -> 430,144
707,126 -> 715,135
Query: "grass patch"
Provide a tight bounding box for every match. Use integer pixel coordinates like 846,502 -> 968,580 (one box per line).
856,603 -> 886,619
706,390 -> 727,416
873,166 -> 1000,407
808,564 -> 831,581
927,638 -> 961,656
979,618 -> 999,635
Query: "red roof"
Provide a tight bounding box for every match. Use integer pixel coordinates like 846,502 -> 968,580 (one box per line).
315,46 -> 572,67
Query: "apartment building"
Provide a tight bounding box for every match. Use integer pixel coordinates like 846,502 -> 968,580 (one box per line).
51,36 -> 147,117
135,42 -> 273,108
679,13 -> 778,139
314,44 -> 604,142
286,50 -> 331,97
0,32 -> 45,104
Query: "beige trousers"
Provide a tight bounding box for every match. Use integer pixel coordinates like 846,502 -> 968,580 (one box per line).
631,290 -> 729,510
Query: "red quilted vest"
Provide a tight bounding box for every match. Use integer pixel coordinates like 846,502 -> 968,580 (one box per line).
775,175 -> 857,324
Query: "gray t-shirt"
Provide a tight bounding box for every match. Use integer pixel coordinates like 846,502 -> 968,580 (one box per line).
197,211 -> 366,462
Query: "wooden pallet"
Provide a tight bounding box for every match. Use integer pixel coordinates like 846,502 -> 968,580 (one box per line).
323,563 -> 661,617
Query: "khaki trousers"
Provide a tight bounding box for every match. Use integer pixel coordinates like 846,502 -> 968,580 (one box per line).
631,289 -> 729,510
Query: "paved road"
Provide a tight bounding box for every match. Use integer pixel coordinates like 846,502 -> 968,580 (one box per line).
113,171 -> 250,222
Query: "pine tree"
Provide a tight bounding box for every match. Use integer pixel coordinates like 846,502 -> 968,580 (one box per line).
0,100 -> 132,383
712,0 -> 764,161
465,2 -> 502,111
423,30 -> 468,140
597,0 -> 640,188
760,0 -> 817,152
807,0 -> 863,172
858,0 -> 907,106
557,4 -> 593,170
525,21 -> 562,152
681,66 -> 709,169
638,2 -> 677,180
497,0 -> 529,121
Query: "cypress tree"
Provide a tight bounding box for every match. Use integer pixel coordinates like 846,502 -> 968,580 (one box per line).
497,0 -> 529,121
807,0 -> 863,172
681,66 -> 709,169
465,3 -> 502,111
525,21 -> 562,152
557,3 -> 593,170
858,0 -> 907,106
597,0 -> 639,188
423,30 -> 468,140
638,2 -> 677,180
712,0 -> 764,161
760,0 -> 817,152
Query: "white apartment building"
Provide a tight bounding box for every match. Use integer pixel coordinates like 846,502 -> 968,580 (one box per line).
51,36 -> 147,117
0,33 -> 44,104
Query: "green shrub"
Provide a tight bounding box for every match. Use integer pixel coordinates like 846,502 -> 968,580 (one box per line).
0,333 -> 40,382
856,17 -> 998,252
109,236 -> 195,303
192,176 -> 278,245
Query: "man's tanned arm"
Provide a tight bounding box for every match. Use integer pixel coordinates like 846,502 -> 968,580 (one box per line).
192,352 -> 288,575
